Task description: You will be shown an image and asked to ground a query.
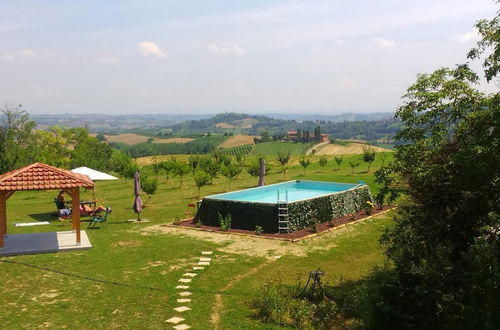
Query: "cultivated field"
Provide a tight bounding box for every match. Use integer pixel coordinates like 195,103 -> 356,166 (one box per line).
93,133 -> 194,145
219,134 -> 256,148
315,142 -> 392,155
252,141 -> 312,156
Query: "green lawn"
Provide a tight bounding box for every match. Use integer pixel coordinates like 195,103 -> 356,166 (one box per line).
1,152 -> 394,328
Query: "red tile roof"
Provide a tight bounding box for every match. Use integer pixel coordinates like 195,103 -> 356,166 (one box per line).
0,163 -> 95,191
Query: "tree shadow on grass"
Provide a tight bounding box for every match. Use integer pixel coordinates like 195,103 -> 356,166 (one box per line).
28,212 -> 58,222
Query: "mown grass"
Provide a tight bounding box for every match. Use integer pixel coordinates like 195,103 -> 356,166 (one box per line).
1,152 -> 394,328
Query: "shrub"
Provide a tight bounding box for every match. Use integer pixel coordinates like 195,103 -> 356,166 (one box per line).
252,280 -> 341,329
255,225 -> 264,235
319,156 -> 328,169
141,175 -> 158,202
308,217 -> 319,233
218,212 -> 232,231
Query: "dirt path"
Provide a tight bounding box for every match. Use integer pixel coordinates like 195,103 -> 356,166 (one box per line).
210,258 -> 277,329
142,224 -> 358,257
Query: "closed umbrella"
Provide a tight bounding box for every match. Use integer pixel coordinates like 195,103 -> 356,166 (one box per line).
133,171 -> 143,221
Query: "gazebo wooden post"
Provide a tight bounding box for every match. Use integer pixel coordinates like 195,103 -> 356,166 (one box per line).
0,191 -> 14,248
70,188 -> 81,244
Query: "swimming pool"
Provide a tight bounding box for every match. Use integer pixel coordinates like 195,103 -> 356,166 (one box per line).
195,180 -> 372,233
207,180 -> 359,203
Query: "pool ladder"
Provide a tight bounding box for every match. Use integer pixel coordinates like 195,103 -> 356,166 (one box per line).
277,190 -> 290,234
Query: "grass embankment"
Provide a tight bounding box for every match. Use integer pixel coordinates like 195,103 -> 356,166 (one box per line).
1,152 -> 394,328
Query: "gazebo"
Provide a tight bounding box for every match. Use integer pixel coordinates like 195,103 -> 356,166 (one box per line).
0,162 -> 95,249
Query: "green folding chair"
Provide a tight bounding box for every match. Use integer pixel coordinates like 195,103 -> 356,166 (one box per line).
87,207 -> 112,229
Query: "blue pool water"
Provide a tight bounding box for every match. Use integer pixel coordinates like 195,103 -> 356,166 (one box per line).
206,180 -> 359,203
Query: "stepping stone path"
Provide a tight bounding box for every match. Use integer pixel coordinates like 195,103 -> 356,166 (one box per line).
166,250 -> 213,329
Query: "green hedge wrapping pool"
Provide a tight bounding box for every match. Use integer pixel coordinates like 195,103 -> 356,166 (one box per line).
195,184 -> 372,233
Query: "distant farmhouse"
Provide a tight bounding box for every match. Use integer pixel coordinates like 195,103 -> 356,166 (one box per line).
287,127 -> 329,143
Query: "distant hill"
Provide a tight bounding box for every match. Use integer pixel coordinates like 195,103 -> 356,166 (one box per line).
266,112 -> 394,122
167,112 -> 402,143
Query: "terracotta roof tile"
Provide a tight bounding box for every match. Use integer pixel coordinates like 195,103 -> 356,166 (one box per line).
0,163 -> 95,191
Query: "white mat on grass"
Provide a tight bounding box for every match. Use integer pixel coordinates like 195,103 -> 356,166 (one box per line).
15,222 -> 50,227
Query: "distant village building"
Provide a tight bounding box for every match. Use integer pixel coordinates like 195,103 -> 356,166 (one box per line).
287,130 -> 329,142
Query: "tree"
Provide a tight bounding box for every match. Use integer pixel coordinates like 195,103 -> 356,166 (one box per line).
70,135 -> 113,171
348,161 -> 359,175
370,11 -> 500,328
235,153 -> 247,178
299,156 -> 311,175
0,104 -> 36,173
361,145 -> 376,172
160,158 -> 176,182
173,160 -> 191,188
193,170 -> 211,198
141,175 -> 158,203
220,162 -> 241,190
277,151 -> 291,179
319,156 -> 328,170
95,133 -> 106,142
188,154 -> 201,174
199,155 -> 220,178
334,156 -> 343,170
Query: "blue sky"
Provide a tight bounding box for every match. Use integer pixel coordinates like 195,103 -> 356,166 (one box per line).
0,0 -> 497,114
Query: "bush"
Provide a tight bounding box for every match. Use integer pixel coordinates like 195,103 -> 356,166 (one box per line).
252,280 -> 341,329
255,225 -> 264,235
141,176 -> 158,198
218,212 -> 231,231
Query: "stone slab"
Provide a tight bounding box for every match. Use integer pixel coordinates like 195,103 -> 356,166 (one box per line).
165,317 -> 184,324
201,251 -> 213,255
178,291 -> 192,296
183,273 -> 197,277
178,278 -> 192,283
173,325 -> 190,330
198,262 -> 210,265
177,298 -> 191,303
173,306 -> 191,313
176,285 -> 189,289
199,257 -> 211,261
0,231 -> 92,256
193,267 -> 204,270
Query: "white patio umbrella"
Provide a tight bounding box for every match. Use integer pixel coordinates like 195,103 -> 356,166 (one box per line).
70,167 -> 118,201
70,167 -> 118,181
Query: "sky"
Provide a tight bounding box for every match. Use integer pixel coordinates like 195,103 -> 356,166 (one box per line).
0,0 -> 497,114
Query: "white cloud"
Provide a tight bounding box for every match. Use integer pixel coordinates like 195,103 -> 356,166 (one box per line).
93,56 -> 121,66
455,29 -> 481,43
1,48 -> 36,62
371,37 -> 397,48
206,43 -> 246,56
137,41 -> 167,58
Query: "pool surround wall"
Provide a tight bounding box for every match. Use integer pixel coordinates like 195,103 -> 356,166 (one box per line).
195,180 -> 373,233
